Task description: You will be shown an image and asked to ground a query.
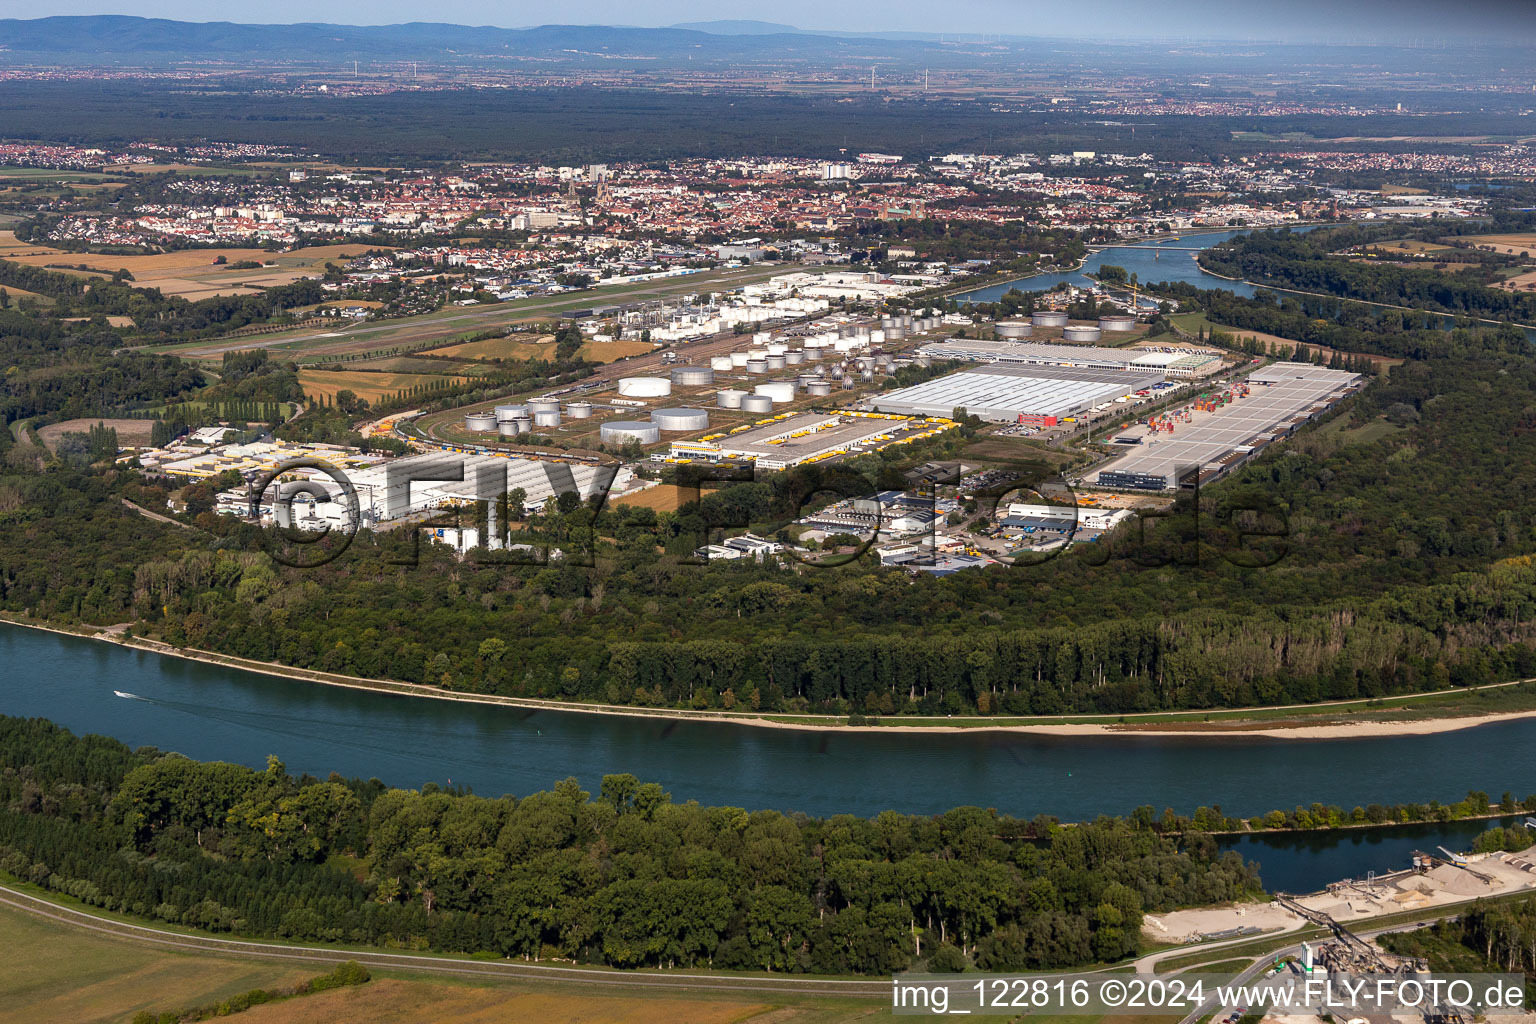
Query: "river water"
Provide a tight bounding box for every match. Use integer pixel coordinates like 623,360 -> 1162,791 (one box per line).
955,226 -> 1536,339
3,623 -> 1532,892
954,228 -> 1270,303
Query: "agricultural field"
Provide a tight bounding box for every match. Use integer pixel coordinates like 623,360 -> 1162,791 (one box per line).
422,334 -> 558,361
0,902 -> 883,1024
0,904 -> 310,1024
1456,233 -> 1536,257
612,483 -> 691,511
1167,312 -> 1297,350
231,978 -> 791,1024
103,162 -> 265,177
0,167 -> 121,182
353,355 -> 497,376
580,338 -> 659,362
0,243 -> 394,300
0,230 -> 65,258
36,417 -> 155,452
423,335 -> 654,365
1361,238 -> 1457,254
63,315 -> 137,326
0,285 -> 53,305
1495,269 -> 1536,293
298,368 -> 468,405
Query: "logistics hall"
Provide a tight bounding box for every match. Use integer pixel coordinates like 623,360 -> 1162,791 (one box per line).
869,363 -> 1164,426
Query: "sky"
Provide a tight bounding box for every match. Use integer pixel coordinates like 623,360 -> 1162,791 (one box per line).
18,0 -> 1536,44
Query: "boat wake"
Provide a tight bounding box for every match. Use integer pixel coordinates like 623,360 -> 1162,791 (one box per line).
113,690 -> 150,701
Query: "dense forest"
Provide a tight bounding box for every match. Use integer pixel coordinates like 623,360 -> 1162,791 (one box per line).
0,310 -> 203,423
1199,223 -> 1536,323
4,81 -> 1526,165
0,716 -> 1261,972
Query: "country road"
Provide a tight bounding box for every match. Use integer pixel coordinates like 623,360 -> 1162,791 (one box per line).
0,885 -> 891,998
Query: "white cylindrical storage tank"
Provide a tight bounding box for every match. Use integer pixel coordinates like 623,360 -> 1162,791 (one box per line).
765,354 -> 786,370
740,394 -> 774,413
1063,325 -> 1102,342
730,351 -> 751,367
465,412 -> 498,432
752,331 -> 771,345
526,398 -> 560,414
716,388 -> 747,409
785,349 -> 805,365
565,402 -> 593,420
885,325 -> 906,341
651,407 -> 710,431
1032,311 -> 1069,327
601,420 -> 660,445
618,376 -> 672,397
996,320 -> 1033,340
533,409 -> 561,428
498,420 -> 522,438
512,415 -> 532,434
766,342 -> 788,355
754,381 -> 796,403
710,355 -> 735,371
798,372 -> 822,385
745,358 -> 768,374
853,325 -> 871,338
901,315 -> 914,329
671,365 -> 714,387
807,381 -> 833,397
494,403 -> 528,421
1100,315 -> 1137,332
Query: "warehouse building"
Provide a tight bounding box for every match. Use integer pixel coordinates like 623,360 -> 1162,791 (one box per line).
340,451 -> 630,521
870,363 -> 1164,426
919,339 -> 1222,378
669,412 -> 928,470
1091,364 -> 1362,491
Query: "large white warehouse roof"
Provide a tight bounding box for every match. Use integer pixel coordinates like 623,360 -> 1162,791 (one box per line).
872,364 -> 1164,422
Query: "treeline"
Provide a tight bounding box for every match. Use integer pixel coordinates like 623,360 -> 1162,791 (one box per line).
1151,283 -> 1533,362
1198,225 -> 1536,323
0,717 -> 1261,973
1381,897 -> 1536,980
1163,790 -> 1532,835
0,311 -> 203,423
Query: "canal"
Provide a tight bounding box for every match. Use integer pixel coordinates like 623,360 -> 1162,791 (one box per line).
3,623 -> 1531,892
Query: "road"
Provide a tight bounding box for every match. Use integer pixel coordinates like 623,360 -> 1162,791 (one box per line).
121,497 -> 192,529
0,884 -> 890,998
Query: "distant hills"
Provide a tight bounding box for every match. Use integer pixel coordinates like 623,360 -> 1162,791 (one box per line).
0,16 -> 940,62
668,20 -> 805,36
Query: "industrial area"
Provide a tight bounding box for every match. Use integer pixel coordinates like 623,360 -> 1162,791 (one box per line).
114,267 -> 1377,572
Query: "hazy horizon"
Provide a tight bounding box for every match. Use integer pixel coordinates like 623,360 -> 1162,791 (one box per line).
17,1 -> 1536,46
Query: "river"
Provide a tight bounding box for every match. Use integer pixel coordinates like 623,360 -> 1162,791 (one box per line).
3,623 -> 1532,892
954,228 -> 1275,303
954,224 -> 1536,344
